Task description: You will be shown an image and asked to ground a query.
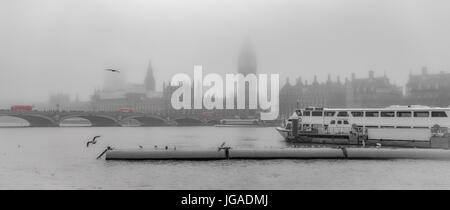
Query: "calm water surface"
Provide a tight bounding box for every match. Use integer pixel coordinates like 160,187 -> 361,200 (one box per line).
0,126 -> 450,189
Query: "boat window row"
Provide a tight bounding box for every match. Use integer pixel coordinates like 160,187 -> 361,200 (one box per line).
301,110 -> 448,117
330,120 -> 349,125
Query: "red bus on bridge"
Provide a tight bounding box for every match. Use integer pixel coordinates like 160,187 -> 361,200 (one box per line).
118,108 -> 134,113
11,105 -> 33,111
202,112 -> 215,117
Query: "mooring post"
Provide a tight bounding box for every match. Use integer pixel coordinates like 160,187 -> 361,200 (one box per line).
96,146 -> 113,159
338,146 -> 348,158
225,147 -> 230,159
218,143 -> 231,159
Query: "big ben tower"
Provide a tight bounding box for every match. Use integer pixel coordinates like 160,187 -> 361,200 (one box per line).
237,39 -> 258,118
238,39 -> 257,75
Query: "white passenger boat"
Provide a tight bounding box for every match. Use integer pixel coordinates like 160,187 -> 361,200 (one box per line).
276,105 -> 450,148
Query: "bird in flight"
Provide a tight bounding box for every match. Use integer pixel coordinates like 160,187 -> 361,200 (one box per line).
86,135 -> 101,147
105,68 -> 120,73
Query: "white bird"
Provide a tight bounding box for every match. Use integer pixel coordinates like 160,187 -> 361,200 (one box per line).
376,143 -> 382,148
86,135 -> 101,147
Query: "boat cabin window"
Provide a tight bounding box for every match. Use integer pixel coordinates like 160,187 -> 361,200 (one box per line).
330,120 -> 336,125
343,120 -> 349,124
295,110 -> 302,116
414,111 -> 429,117
365,125 -> 379,128
337,120 -> 342,124
303,111 -> 311,116
397,111 -> 412,117
337,111 -> 349,117
351,111 -> 364,117
325,111 -> 335,117
365,111 -> 379,117
312,111 -> 323,116
432,111 -> 448,117
381,111 -> 395,117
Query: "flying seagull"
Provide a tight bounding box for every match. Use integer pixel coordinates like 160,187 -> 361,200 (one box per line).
86,135 -> 101,147
105,68 -> 120,73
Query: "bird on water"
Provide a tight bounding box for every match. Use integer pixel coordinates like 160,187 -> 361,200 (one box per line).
86,135 -> 101,147
376,143 -> 382,148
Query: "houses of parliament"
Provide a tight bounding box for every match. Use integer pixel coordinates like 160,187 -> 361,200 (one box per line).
279,66 -> 450,119
43,42 -> 450,120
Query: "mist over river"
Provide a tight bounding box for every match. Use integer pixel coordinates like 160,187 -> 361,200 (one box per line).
1,126 -> 450,189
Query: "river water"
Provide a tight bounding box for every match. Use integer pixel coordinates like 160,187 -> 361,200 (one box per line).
1,126 -> 450,189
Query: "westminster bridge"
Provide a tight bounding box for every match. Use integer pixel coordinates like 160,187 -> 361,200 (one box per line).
0,110 -> 225,127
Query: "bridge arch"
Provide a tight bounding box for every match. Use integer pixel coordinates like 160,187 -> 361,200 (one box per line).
174,118 -> 204,126
121,115 -> 167,126
206,119 -> 220,126
60,114 -> 119,127
0,113 -> 57,127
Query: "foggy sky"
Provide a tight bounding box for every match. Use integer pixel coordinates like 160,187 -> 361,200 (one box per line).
1,0 -> 450,106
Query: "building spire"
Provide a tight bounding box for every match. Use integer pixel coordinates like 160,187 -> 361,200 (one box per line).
313,75 -> 318,85
145,60 -> 156,92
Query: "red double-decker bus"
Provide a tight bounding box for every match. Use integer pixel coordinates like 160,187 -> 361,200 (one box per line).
202,112 -> 215,117
118,108 -> 134,113
11,105 -> 33,111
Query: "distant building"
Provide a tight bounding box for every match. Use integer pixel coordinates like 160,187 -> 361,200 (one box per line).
279,70 -> 404,118
46,93 -> 71,111
237,40 -> 257,76
162,82 -> 202,118
144,60 -> 156,92
161,41 -> 261,120
345,71 -> 403,108
90,60 -> 165,114
279,75 -> 346,118
37,93 -> 90,111
90,90 -> 164,113
237,39 -> 258,118
405,66 -> 450,107
162,81 -> 254,120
